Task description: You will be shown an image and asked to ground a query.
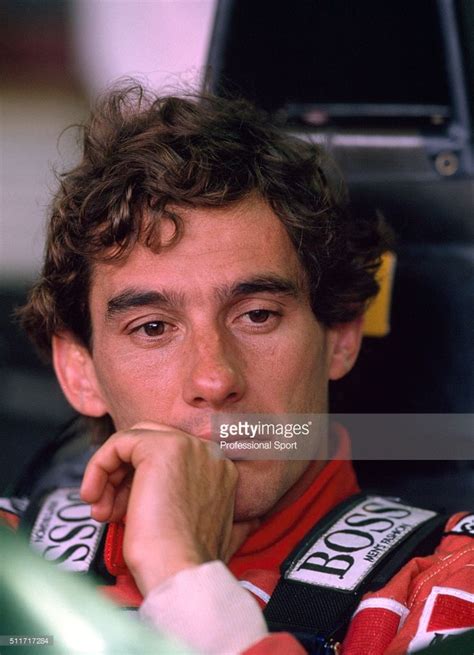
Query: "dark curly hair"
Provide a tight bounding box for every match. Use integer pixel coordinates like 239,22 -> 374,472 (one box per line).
19,83 -> 390,436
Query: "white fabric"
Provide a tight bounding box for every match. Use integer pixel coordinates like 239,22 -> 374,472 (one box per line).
139,561 -> 268,654
239,580 -> 271,605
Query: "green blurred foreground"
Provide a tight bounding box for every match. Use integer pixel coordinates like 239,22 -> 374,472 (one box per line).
0,524 -> 195,655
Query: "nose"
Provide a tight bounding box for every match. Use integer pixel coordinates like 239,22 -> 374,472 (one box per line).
182,328 -> 245,409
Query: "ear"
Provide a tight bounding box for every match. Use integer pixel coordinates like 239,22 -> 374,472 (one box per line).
52,333 -> 109,417
327,317 -> 364,381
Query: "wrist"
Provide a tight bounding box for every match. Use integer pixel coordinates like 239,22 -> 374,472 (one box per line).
137,559 -> 202,596
126,541 -> 205,595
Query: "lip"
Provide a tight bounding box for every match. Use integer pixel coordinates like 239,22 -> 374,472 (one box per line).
181,412 -> 257,441
183,415 -> 227,440
193,431 -> 215,441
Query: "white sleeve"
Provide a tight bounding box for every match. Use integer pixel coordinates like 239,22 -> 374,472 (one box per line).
139,561 -> 268,654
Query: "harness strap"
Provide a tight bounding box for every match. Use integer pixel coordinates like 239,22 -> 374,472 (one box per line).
263,493 -> 446,654
20,486 -> 112,582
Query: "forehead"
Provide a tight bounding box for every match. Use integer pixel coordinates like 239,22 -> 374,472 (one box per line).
90,196 -> 305,304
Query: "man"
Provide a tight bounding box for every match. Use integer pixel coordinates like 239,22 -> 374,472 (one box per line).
14,85 -> 474,654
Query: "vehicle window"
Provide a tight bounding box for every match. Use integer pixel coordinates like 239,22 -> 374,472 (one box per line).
213,0 -> 451,124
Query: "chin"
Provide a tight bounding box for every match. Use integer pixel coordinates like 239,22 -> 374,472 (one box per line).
232,459 -> 308,521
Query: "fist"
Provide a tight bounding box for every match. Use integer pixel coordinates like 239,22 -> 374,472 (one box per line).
80,422 -> 253,594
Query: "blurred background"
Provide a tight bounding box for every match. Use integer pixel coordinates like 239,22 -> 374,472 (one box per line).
0,0 -> 217,491
1,1 -> 473,500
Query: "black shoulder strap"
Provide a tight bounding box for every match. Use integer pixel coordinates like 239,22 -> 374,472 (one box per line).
12,416 -> 93,498
263,493 -> 447,654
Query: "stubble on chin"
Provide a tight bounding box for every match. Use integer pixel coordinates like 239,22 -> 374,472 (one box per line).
231,459 -> 312,522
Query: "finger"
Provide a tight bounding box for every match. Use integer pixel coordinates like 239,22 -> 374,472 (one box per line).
81,463 -> 110,503
81,457 -> 129,502
89,480 -> 116,522
89,472 -> 132,523
107,477 -> 133,523
81,434 -> 140,503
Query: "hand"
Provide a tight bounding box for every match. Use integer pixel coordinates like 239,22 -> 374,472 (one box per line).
80,422 -> 257,594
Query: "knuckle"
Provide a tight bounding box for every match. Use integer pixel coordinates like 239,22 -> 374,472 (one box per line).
160,432 -> 188,457
103,430 -> 126,446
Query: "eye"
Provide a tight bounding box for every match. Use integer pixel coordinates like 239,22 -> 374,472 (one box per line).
141,321 -> 166,336
237,308 -> 282,330
132,321 -> 168,337
246,309 -> 273,323
127,318 -> 177,346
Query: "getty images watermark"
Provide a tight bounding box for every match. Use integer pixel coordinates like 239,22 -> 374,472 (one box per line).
211,414 -> 474,461
212,414 -> 328,460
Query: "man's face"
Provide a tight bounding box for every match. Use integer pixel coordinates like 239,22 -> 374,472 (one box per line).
59,196 -> 354,520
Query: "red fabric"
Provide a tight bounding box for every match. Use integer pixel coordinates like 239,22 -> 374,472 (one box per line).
343,608 -> 402,655
427,594 -> 474,631
236,569 -> 280,609
100,573 -> 143,606
101,519 -> 143,604
0,509 -> 20,530
342,513 -> 474,655
104,520 -> 127,576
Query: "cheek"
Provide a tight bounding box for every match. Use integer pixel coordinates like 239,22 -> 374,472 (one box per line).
254,324 -> 328,410
91,347 -> 180,428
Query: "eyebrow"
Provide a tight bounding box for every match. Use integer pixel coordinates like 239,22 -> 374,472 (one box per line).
106,289 -> 185,320
215,275 -> 301,302
106,275 -> 301,320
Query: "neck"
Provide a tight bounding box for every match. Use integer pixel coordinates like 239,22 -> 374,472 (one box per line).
264,431 -> 329,518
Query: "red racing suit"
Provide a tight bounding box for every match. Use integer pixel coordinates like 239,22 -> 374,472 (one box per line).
2,428 -> 473,654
